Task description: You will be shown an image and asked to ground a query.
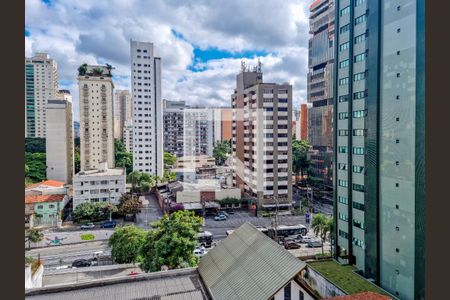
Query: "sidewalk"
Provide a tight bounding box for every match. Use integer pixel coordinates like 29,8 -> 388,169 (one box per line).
28,229 -> 115,249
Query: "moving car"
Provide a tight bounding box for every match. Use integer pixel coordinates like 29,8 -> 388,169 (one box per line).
307,239 -> 323,248
284,241 -> 301,250
100,220 -> 117,228
71,259 -> 91,268
214,214 -> 227,221
80,222 -> 95,230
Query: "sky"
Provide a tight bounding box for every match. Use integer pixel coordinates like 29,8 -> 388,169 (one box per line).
25,0 -> 311,121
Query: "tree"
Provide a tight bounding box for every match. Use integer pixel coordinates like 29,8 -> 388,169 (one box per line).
127,171 -> 142,194
74,143 -> 81,174
78,63 -> 88,76
118,195 -> 143,216
72,202 -> 118,222
138,173 -> 152,186
26,228 -> 44,250
25,138 -> 46,153
311,213 -> 332,256
25,164 -> 29,176
140,210 -> 202,272
140,181 -> 151,193
25,152 -> 47,183
109,225 -> 146,264
115,139 -> 133,174
213,140 -> 230,166
164,152 -> 177,169
292,139 -> 311,181
163,170 -> 176,183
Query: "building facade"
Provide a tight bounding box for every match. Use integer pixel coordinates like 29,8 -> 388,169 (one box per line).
72,163 -> 126,209
113,89 -> 132,139
123,120 -> 133,153
163,100 -> 185,157
231,64 -> 293,209
308,0 -> 335,187
45,92 -> 74,184
300,103 -> 309,140
220,108 -> 233,141
183,108 -> 215,157
130,40 -> 163,176
333,0 -> 425,299
25,53 -> 59,138
78,65 -> 115,171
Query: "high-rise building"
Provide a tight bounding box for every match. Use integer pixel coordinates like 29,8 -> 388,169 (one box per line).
130,40 -> 163,176
231,63 -> 293,209
113,90 -> 132,139
220,108 -> 233,141
123,120 -> 133,153
300,103 -> 309,140
183,108 -> 214,157
307,0 -> 335,188
163,100 -> 185,157
333,1 -> 425,299
25,53 -> 59,138
78,64 -> 115,171
45,90 -> 74,184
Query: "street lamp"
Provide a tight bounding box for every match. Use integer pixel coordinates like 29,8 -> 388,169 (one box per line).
108,189 -> 114,222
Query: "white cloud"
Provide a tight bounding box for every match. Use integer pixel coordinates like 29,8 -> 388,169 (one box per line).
25,0 -> 311,120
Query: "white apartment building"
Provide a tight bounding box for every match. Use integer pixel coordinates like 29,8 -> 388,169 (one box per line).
123,120 -> 133,153
163,100 -> 185,157
72,163 -> 126,209
78,65 -> 115,171
130,40 -> 163,176
183,108 -> 214,157
45,90 -> 74,184
25,53 -> 59,138
113,89 -> 132,139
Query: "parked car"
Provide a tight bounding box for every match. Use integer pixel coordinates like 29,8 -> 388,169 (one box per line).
284,241 -> 301,250
100,220 -> 117,228
72,259 -> 91,268
226,209 -> 235,215
299,235 -> 314,244
193,247 -> 208,258
307,239 -> 323,248
218,211 -> 229,217
214,215 -> 227,221
80,222 -> 95,230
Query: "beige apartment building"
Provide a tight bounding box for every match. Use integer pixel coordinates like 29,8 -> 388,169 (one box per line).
78,65 -> 115,171
113,89 -> 132,139
231,63 -> 293,209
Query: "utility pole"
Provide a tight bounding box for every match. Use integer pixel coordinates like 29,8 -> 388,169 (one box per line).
274,196 -> 279,242
108,189 -> 112,222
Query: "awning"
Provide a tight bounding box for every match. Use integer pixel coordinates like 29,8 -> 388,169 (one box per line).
183,202 -> 220,210
261,203 -> 292,208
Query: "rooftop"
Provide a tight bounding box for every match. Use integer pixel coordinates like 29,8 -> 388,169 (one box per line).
25,194 -> 65,205
26,180 -> 65,190
75,168 -> 125,177
326,291 -> 392,300
198,222 -> 306,300
307,260 -> 390,297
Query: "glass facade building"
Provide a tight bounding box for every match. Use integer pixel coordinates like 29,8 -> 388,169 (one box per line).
333,0 -> 425,299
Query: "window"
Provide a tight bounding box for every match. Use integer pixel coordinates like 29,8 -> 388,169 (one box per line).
339,213 -> 348,221
353,165 -> 364,173
353,202 -> 365,211
353,129 -> 366,136
338,163 -> 347,170
340,6 -> 350,16
339,129 -> 349,136
353,237 -> 365,248
340,24 -> 350,34
353,90 -> 367,100
338,146 -> 348,153
339,42 -> 350,52
338,196 -> 348,204
284,282 -> 291,300
338,180 -> 348,187
354,52 -> 367,62
354,32 -> 368,44
353,147 -> 365,155
339,59 -> 349,69
49,204 -> 55,209
355,0 -> 365,6
353,219 -> 365,229
354,71 -> 367,81
339,112 -> 349,120
339,95 -> 349,102
37,205 -> 43,209
339,230 -> 349,239
355,14 -> 367,26
353,183 -> 365,192
353,110 -> 367,118
397,28 -> 401,33
339,77 -> 349,86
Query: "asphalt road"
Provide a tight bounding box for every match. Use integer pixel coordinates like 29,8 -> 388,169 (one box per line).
25,241 -> 111,270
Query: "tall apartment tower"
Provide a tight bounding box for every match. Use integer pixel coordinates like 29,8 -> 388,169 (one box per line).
220,108 -> 233,141
231,64 -> 293,209
113,89 -> 132,139
130,40 -> 163,176
183,108 -> 214,157
307,0 -> 335,188
78,65 -> 115,171
300,103 -> 309,140
333,1 -> 425,299
123,120 -> 133,153
45,90 -> 74,184
25,53 -> 59,138
163,100 -> 185,157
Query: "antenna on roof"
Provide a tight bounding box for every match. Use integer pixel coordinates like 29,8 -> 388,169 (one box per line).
257,58 -> 262,72
241,60 -> 247,72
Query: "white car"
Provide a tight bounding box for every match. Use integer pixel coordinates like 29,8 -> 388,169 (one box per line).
80,223 -> 95,230
300,236 -> 314,243
194,247 -> 208,258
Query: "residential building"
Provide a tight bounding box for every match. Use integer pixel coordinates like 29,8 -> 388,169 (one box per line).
25,180 -> 68,228
72,162 -> 126,209
123,120 -> 133,153
300,103 -> 309,140
294,109 -> 301,140
113,89 -> 132,139
220,108 -> 233,141
163,100 -> 185,157
73,121 -> 80,138
231,63 -> 293,209
25,53 -> 59,138
78,64 -> 115,171
130,40 -> 163,176
175,155 -> 216,169
333,0 -> 425,299
183,108 -> 214,157
308,0 -> 335,188
46,90 -> 74,184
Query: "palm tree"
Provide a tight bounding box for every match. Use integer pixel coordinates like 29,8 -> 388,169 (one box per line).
127,171 -> 142,194
311,213 -> 331,256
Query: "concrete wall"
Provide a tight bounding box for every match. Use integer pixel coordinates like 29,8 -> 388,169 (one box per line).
273,279 -> 315,300
25,264 -> 44,289
302,265 -> 346,299
215,188 -> 241,200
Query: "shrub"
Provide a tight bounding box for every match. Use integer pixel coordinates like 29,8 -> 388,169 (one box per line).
81,234 -> 95,241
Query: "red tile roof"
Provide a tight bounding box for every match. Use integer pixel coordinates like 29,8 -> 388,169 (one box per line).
310,0 -> 323,9
26,180 -> 65,190
326,292 -> 391,300
25,194 -> 65,204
